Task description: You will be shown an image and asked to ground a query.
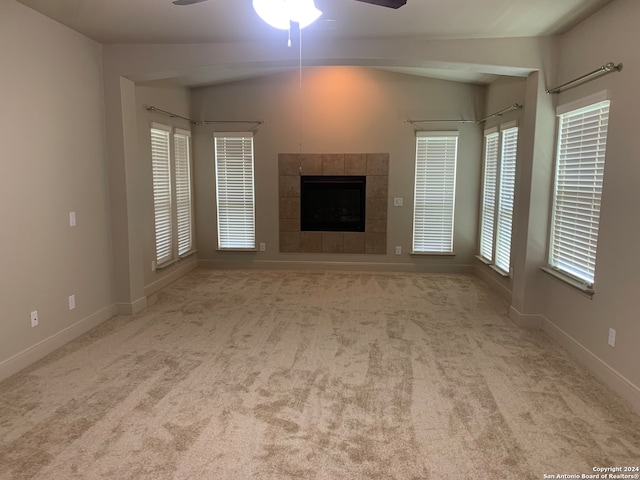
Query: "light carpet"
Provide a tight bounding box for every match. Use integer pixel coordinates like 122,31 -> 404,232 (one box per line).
1,269 -> 639,479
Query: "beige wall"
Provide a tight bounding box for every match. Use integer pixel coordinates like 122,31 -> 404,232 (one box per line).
0,2 -> 114,378
536,0 -> 640,403
191,67 -> 485,270
135,82 -> 198,293
101,35 -> 549,306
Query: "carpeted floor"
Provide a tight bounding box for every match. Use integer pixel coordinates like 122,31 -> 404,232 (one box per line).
1,269 -> 639,479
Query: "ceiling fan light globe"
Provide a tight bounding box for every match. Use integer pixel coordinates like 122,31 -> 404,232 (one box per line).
253,0 -> 322,30
252,0 -> 291,30
288,0 -> 323,28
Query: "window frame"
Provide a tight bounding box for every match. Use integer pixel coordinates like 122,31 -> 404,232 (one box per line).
477,122 -> 518,276
150,122 -> 195,270
479,127 -> 500,263
411,131 -> 459,255
214,132 -> 256,251
546,93 -> 610,292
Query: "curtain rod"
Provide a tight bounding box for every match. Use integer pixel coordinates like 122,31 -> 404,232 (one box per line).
405,119 -> 476,125
406,103 -> 523,126
145,106 -> 265,130
477,103 -> 522,123
546,62 -> 623,95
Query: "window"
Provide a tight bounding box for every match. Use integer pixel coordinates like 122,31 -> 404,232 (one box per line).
150,123 -> 194,268
478,123 -> 518,275
479,130 -> 499,261
174,130 -> 193,256
214,132 -> 256,250
548,95 -> 610,287
412,131 -> 459,254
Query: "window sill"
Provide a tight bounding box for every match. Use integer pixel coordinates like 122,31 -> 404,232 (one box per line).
475,256 -> 510,277
216,248 -> 257,254
410,252 -> 455,257
179,249 -> 198,259
156,250 -> 198,271
475,254 -> 491,265
540,266 -> 594,298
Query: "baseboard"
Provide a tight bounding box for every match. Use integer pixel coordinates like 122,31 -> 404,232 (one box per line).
0,304 -> 116,382
116,296 -> 147,315
542,316 -> 640,416
475,265 -> 512,301
508,305 -> 543,329
144,257 -> 198,297
198,259 -> 476,274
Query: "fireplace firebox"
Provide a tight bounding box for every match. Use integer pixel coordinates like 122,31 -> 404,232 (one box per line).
300,176 -> 366,232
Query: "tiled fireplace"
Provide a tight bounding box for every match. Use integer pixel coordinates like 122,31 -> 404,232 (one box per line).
278,153 -> 389,254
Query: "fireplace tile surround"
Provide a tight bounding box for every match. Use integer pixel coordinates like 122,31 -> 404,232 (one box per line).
279,153 -> 389,254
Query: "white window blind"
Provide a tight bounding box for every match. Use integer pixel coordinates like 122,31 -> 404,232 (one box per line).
214,133 -> 256,249
479,130 -> 499,261
412,131 -> 458,254
549,99 -> 610,286
174,129 -> 193,256
494,126 -> 518,273
151,125 -> 173,265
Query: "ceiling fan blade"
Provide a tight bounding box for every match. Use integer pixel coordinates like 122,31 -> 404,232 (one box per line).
172,0 -> 209,5
353,0 -> 407,8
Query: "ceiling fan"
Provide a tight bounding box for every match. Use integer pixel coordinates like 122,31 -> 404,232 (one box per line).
172,0 -> 407,9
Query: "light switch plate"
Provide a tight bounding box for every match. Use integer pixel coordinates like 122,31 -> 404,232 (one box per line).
393,197 -> 403,207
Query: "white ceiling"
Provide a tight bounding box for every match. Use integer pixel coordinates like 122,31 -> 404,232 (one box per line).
16,0 -> 614,86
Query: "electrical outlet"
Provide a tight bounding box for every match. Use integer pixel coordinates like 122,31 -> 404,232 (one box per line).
395,246 -> 402,255
68,295 -> 76,310
30,311 -> 38,328
608,328 -> 616,347
259,243 -> 266,252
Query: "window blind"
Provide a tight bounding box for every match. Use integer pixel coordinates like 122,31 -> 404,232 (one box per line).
494,126 -> 518,273
549,100 -> 610,286
479,130 -> 499,262
174,129 -> 193,256
214,133 -> 256,249
412,131 -> 458,254
150,125 -> 173,265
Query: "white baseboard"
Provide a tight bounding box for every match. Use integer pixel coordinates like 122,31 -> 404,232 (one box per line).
0,304 -> 116,382
115,296 -> 147,315
144,257 -> 198,297
508,305 -> 543,329
198,259 -> 476,274
542,317 -> 640,416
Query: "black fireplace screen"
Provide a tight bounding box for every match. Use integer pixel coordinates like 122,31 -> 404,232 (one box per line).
300,176 -> 366,232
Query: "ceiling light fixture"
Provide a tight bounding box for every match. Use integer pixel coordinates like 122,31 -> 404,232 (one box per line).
252,0 -> 323,30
